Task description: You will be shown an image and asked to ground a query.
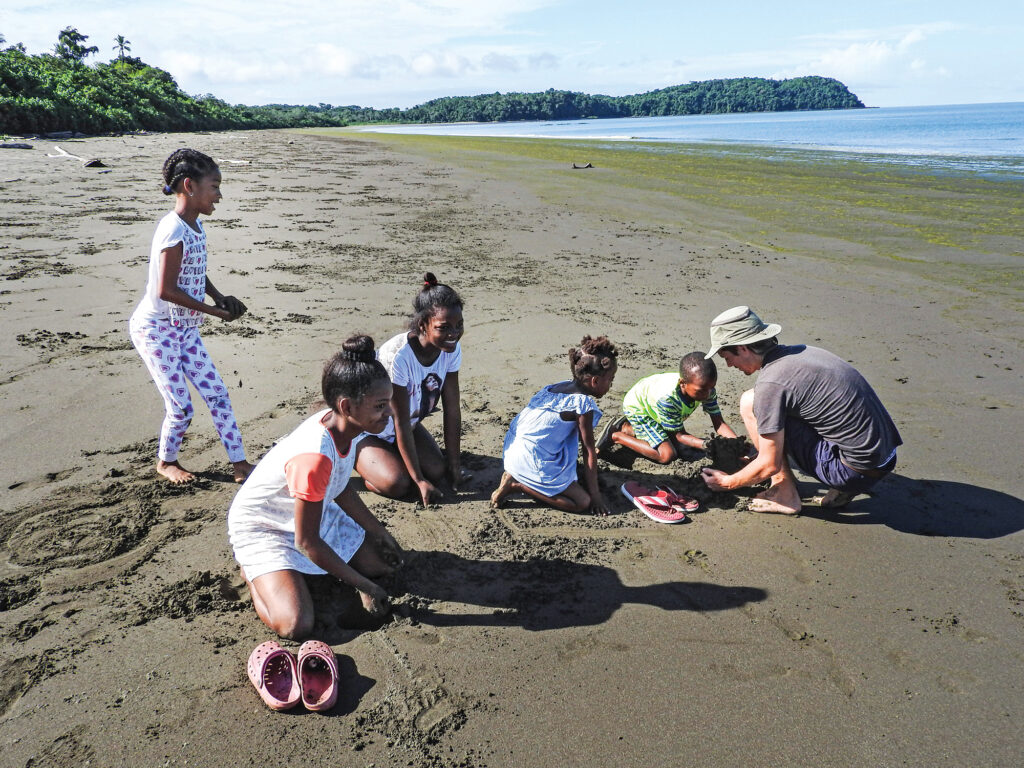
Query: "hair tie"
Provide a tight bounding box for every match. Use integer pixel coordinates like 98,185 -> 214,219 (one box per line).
341,349 -> 374,363
163,184 -> 173,195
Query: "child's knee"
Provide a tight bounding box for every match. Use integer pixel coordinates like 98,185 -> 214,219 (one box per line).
273,610 -> 313,641
656,443 -> 677,464
571,491 -> 591,513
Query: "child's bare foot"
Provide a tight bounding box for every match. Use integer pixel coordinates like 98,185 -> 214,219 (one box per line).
489,471 -> 516,509
157,460 -> 195,484
749,484 -> 801,515
232,460 -> 255,483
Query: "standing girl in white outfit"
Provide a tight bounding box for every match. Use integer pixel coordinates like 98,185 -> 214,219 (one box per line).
228,336 -> 404,639
355,273 -> 469,507
129,148 -> 253,483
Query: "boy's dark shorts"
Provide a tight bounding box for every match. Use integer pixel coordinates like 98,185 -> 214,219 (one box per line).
784,417 -> 896,494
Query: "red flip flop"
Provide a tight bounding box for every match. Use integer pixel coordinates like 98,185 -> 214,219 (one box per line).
298,639 -> 339,712
247,641 -> 300,711
656,484 -> 701,513
621,481 -> 690,524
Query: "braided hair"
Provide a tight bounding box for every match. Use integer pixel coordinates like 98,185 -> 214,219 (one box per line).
409,272 -> 463,332
162,148 -> 218,195
568,335 -> 618,383
322,335 -> 391,409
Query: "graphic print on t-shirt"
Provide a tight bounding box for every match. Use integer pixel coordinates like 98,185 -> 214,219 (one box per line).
415,372 -> 442,421
168,224 -> 207,328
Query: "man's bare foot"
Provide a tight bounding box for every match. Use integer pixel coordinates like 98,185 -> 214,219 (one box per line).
157,460 -> 195,484
489,471 -> 516,509
749,484 -> 801,515
232,460 -> 255,483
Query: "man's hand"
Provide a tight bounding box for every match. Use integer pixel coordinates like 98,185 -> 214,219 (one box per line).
701,467 -> 732,492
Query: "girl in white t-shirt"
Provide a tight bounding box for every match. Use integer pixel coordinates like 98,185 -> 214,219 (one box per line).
129,149 -> 252,484
228,335 -> 404,639
356,273 -> 468,507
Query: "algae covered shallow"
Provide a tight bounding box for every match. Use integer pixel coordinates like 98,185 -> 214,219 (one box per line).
303,128 -> 1024,300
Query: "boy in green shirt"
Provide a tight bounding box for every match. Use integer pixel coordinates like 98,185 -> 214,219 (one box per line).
599,352 -> 738,464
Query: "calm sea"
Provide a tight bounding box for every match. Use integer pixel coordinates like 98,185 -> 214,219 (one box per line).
359,102 -> 1024,178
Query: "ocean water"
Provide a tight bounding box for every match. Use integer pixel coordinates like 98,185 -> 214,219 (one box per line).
359,102 -> 1024,178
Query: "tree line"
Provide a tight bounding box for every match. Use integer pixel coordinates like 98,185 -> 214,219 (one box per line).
0,27 -> 864,136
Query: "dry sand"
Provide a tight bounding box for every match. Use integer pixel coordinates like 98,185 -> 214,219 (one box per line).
1,129 -> 1022,767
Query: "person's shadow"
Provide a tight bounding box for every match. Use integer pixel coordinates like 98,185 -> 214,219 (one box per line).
307,550 -> 766,636
389,549 -> 766,631
798,473 -> 1024,538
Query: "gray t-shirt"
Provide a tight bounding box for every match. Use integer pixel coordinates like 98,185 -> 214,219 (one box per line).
753,345 -> 902,470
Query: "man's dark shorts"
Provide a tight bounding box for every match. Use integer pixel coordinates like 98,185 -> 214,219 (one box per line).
784,417 -> 896,494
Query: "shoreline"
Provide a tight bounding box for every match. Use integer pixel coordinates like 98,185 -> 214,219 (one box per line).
1,129 -> 1021,766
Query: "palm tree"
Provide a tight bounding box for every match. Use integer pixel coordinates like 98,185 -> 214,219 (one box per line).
113,35 -> 131,64
54,27 -> 98,62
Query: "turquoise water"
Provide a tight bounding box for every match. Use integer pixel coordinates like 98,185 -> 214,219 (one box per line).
359,102 -> 1024,178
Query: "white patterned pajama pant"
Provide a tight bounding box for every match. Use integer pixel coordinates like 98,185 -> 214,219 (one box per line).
129,316 -> 246,464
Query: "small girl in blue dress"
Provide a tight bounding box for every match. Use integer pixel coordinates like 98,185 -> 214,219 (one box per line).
490,336 -> 618,515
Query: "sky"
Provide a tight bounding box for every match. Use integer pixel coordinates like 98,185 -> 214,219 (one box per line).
2,1 -> 1023,109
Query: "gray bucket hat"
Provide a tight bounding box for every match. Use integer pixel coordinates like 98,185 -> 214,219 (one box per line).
705,306 -> 782,359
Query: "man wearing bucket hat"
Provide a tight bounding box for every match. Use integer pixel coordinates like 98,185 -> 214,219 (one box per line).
700,306 -> 901,514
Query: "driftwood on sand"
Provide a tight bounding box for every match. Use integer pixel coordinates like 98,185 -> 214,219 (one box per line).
571,162 -> 594,169
46,144 -> 106,167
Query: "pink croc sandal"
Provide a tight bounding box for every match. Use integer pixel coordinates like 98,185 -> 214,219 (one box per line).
298,640 -> 339,712
247,641 -> 300,711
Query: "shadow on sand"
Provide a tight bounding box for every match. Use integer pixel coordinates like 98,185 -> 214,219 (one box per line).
799,473 -> 1024,539
393,549 -> 766,631
307,549 -> 766,638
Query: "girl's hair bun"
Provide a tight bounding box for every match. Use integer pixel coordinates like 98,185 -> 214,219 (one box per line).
569,335 -> 618,380
410,272 -> 463,332
162,184 -> 174,196
322,334 -> 390,407
340,334 -> 376,363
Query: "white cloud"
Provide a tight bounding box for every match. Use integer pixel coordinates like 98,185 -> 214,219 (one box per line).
410,51 -> 471,78
482,52 -> 520,72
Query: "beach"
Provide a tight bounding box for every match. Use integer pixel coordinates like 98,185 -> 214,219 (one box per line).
1,128 -> 1022,767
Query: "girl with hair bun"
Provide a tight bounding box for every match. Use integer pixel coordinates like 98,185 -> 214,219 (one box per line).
129,148 -> 253,484
356,272 -> 468,507
228,335 -> 404,639
491,335 -> 618,515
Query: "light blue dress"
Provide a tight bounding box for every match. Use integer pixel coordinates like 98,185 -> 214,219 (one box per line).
502,381 -> 602,496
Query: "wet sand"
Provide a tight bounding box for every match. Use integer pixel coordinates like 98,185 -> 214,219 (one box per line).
1,129 -> 1022,767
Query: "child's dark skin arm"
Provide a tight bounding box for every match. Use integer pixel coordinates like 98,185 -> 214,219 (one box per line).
334,485 -> 404,568
391,385 -> 440,507
578,414 -> 609,515
293,497 -> 388,609
440,372 -> 465,489
204,276 -> 246,319
157,244 -> 242,321
709,413 -> 738,440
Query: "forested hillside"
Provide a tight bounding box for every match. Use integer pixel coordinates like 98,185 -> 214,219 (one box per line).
0,28 -> 863,135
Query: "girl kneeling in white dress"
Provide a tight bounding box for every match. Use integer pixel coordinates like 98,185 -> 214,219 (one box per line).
491,336 -> 618,516
228,336 -> 404,639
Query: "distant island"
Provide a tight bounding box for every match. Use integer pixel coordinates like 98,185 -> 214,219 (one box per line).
0,28 -> 864,135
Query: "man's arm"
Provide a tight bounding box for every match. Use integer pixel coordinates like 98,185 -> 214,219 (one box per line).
703,429 -> 784,490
